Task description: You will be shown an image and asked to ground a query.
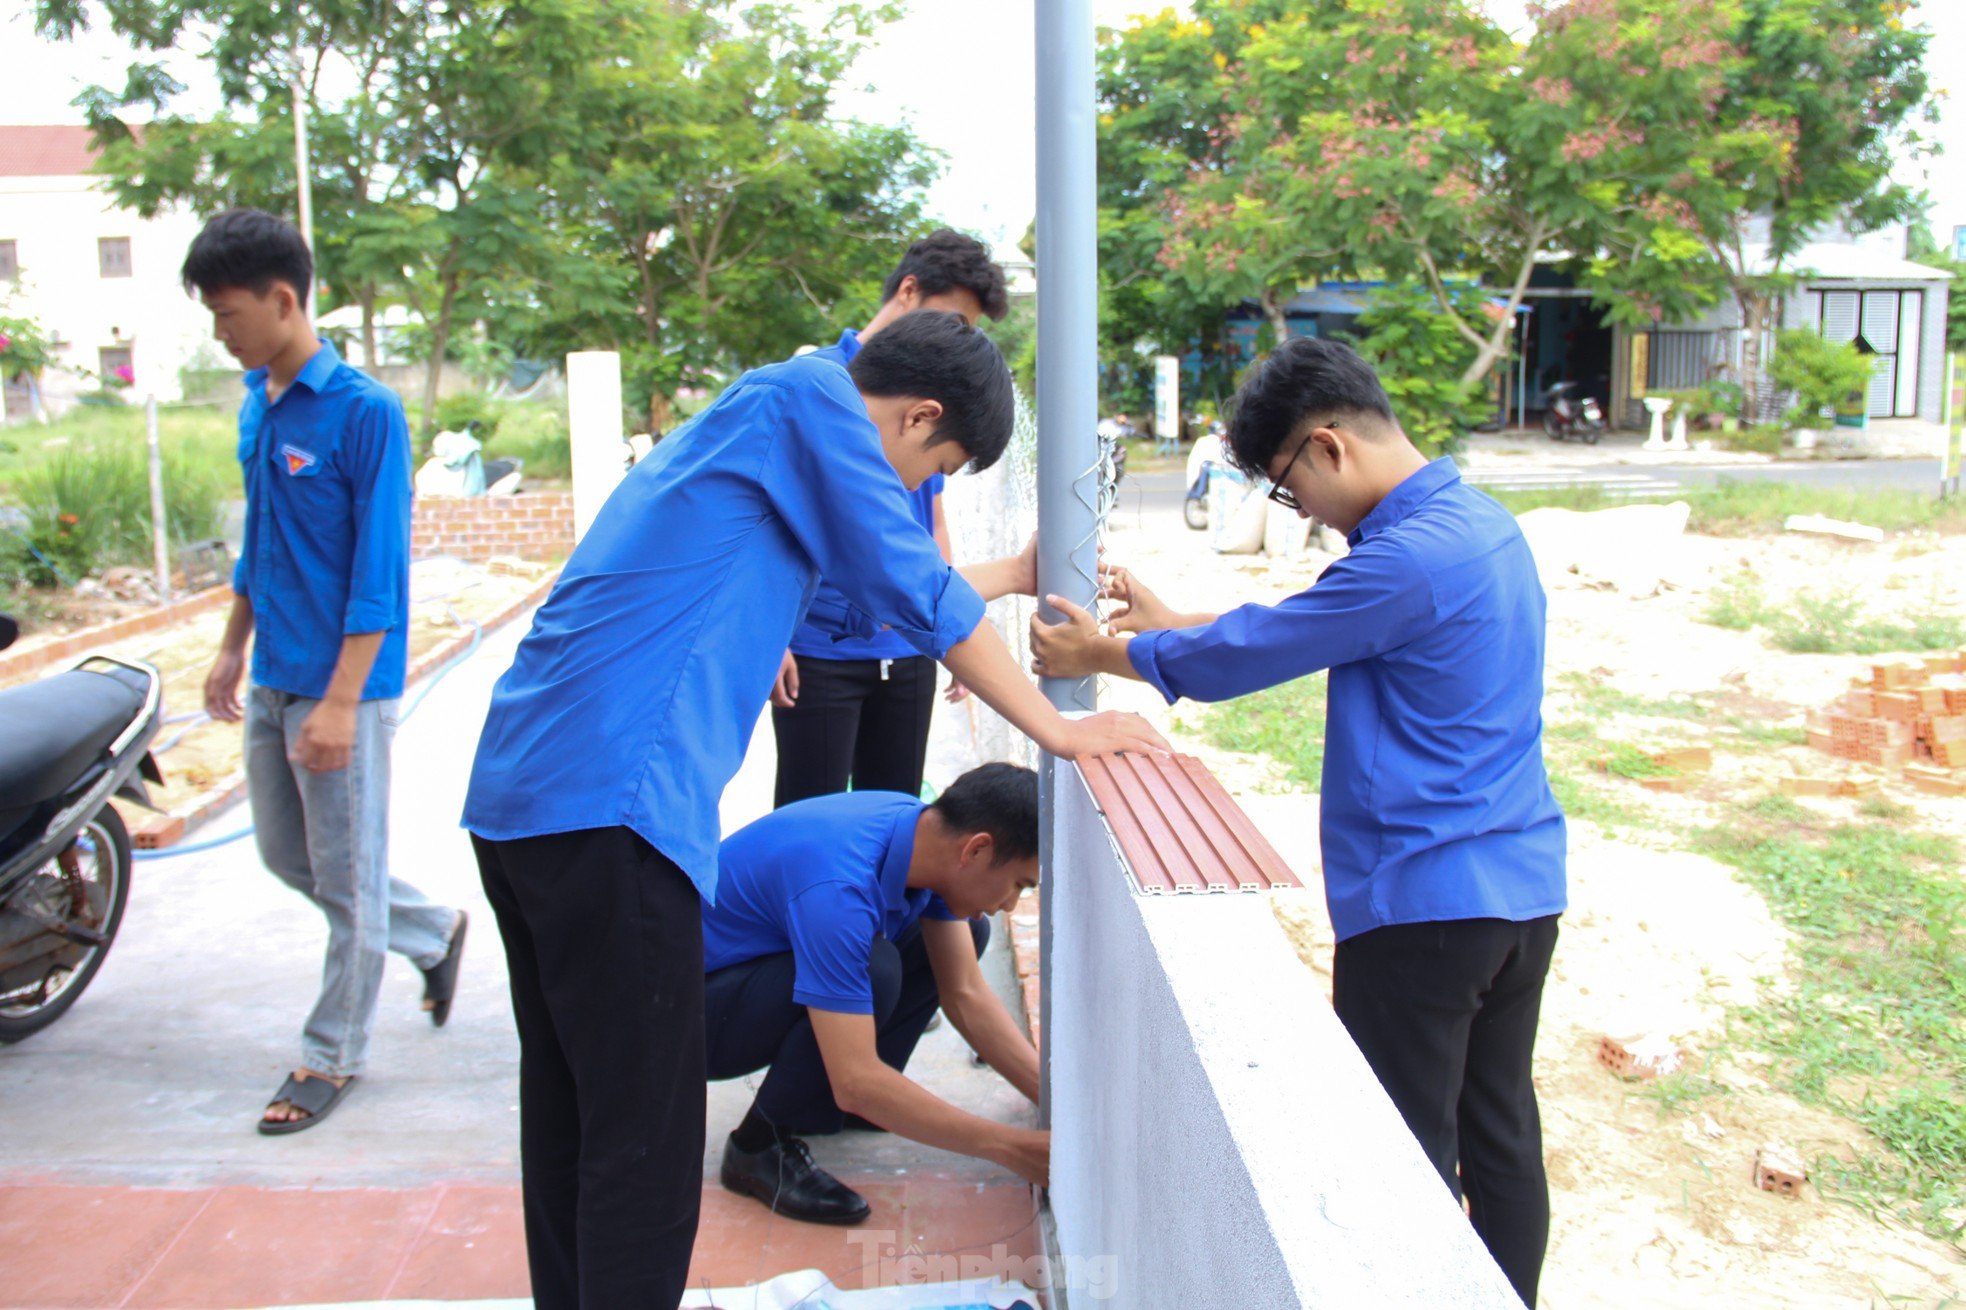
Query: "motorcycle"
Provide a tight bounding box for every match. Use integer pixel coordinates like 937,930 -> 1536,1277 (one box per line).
1541,382 -> 1606,444
0,615 -> 162,1043
1183,425 -> 1225,531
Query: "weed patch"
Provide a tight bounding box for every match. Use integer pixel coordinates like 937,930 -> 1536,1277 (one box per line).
1201,672 -> 1327,791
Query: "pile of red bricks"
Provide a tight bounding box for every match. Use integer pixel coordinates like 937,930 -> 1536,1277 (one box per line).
1808,655 -> 1966,794
411,492 -> 575,563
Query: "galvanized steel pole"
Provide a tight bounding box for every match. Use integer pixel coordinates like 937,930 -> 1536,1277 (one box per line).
1034,0 -> 1102,710
1034,0 -> 1099,1137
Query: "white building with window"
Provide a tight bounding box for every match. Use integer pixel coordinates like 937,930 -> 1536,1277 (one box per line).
0,124 -> 215,418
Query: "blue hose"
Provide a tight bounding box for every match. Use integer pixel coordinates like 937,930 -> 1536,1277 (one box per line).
133,617 -> 484,862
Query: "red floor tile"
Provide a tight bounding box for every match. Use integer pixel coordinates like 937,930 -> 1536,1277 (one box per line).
385,1185 -> 530,1301
123,1187 -> 441,1308
0,1184 -> 214,1309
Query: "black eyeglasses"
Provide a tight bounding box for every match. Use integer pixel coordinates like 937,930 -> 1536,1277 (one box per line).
1266,423 -> 1334,510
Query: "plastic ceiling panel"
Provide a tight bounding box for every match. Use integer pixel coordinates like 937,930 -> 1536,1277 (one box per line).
1077,752 -> 1303,895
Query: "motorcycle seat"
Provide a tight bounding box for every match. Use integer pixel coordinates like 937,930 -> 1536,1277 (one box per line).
0,667 -> 147,808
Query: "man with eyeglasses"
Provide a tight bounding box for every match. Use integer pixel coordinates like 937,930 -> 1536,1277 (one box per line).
1029,335 -> 1565,1309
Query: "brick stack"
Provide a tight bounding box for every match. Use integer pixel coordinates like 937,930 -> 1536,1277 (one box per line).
1809,655 -> 1966,794
411,492 -> 575,563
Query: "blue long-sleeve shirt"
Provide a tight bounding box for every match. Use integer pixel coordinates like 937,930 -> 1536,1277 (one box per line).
233,341 -> 412,701
462,353 -> 987,902
705,791 -> 961,1014
789,331 -> 945,663
1128,457 -> 1566,941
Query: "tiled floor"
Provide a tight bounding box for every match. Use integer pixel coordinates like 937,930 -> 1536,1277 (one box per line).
0,1175 -> 1040,1308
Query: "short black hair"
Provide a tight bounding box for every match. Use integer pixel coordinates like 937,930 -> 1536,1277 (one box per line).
181,207 -> 313,309
882,229 -> 1010,322
931,763 -> 1039,864
1225,336 -> 1396,479
848,310 -> 1015,472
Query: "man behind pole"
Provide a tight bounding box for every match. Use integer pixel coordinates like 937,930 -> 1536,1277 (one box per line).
463,310 -> 1164,1308
707,762 -> 1045,1225
186,208 -> 468,1136
1030,335 -> 1567,1308
770,229 -> 1011,808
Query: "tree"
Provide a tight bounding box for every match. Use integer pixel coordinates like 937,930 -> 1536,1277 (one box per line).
1652,0 -> 1935,419
501,3 -> 940,424
1100,0 -> 1741,396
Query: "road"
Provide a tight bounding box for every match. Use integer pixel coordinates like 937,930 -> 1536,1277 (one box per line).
1118,456 -> 1948,516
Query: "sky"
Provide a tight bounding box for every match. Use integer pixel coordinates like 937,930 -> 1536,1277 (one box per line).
3,0 -> 1963,250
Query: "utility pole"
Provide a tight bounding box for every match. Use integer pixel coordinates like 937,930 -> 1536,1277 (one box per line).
291,59 -> 317,308
1032,0 -> 1098,1132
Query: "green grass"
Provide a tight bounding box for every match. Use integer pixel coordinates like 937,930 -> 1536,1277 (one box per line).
1693,796 -> 1966,1244
484,398 -> 572,481
1480,477 -> 1966,537
1709,424 -> 1787,456
1200,672 -> 1327,790
1700,569 -> 1965,654
0,404 -> 236,585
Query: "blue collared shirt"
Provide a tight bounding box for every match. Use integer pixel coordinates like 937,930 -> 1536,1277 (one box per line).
705,790 -> 960,1013
1128,457 -> 1566,941
462,353 -> 986,900
790,330 -> 944,663
233,341 -> 412,701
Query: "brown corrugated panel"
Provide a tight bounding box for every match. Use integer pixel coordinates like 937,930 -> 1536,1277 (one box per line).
1078,752 -> 1303,895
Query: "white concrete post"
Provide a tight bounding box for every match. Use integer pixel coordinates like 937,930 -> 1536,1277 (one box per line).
567,351 -> 625,542
144,394 -> 172,602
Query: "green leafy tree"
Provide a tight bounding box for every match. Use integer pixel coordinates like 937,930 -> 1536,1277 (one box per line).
1652,0 -> 1935,417
1098,0 -> 1738,397
501,3 -> 939,424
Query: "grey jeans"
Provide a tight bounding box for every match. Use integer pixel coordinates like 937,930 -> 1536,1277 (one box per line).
246,685 -> 457,1078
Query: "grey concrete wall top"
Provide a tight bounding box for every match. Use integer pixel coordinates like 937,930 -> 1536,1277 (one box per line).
1047,765 -> 1522,1309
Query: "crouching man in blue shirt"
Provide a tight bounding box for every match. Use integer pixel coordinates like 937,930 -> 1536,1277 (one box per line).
1031,336 -> 1566,1308
463,311 -> 1163,1308
706,763 -> 1043,1225
187,210 -> 466,1137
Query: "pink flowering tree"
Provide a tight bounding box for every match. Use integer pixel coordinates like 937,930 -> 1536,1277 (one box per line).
0,310 -> 56,385
1137,0 -> 1741,390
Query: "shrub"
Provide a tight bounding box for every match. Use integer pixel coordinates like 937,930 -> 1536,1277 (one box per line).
1770,328 -> 1875,427
1346,284 -> 1488,457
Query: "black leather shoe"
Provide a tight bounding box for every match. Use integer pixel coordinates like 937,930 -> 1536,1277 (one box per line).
720,1133 -> 871,1225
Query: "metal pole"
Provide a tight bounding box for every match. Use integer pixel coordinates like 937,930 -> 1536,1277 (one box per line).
1517,311 -> 1528,433
291,70 -> 317,309
1034,0 -> 1098,1140
145,394 -> 172,603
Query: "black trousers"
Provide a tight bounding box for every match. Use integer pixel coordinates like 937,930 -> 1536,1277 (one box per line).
473,827 -> 705,1310
703,918 -> 989,1134
771,653 -> 937,808
1332,914 -> 1559,1309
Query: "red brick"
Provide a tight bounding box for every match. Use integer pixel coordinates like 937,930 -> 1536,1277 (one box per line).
1755,1145 -> 1807,1197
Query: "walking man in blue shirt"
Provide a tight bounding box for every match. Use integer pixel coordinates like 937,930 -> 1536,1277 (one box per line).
706,763 -> 1044,1225
1031,336 -> 1566,1307
770,230 -> 1010,807
187,209 -> 467,1136
464,310 -> 1163,1309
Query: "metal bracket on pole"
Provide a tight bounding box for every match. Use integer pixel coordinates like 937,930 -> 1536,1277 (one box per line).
1034,0 -> 1098,1138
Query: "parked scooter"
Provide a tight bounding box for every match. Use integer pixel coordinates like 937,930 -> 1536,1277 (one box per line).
0,617 -> 162,1042
414,422 -> 525,498
1541,382 -> 1606,444
1183,424 -> 1226,531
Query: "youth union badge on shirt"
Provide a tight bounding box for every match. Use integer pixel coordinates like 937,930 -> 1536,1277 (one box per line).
281,444 -> 319,475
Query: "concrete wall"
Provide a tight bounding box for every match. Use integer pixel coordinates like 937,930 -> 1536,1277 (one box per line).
1047,762 -> 1523,1309
0,174 -> 211,408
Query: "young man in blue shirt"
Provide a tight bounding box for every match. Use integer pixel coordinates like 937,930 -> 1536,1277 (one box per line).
770,230 -> 1011,808
706,762 -> 1043,1225
1031,336 -> 1566,1308
464,310 -> 1163,1309
187,209 -> 466,1136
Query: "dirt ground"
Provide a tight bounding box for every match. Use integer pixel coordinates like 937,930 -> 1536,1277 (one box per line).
15,558 -> 549,814
1087,500 -> 1966,1308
